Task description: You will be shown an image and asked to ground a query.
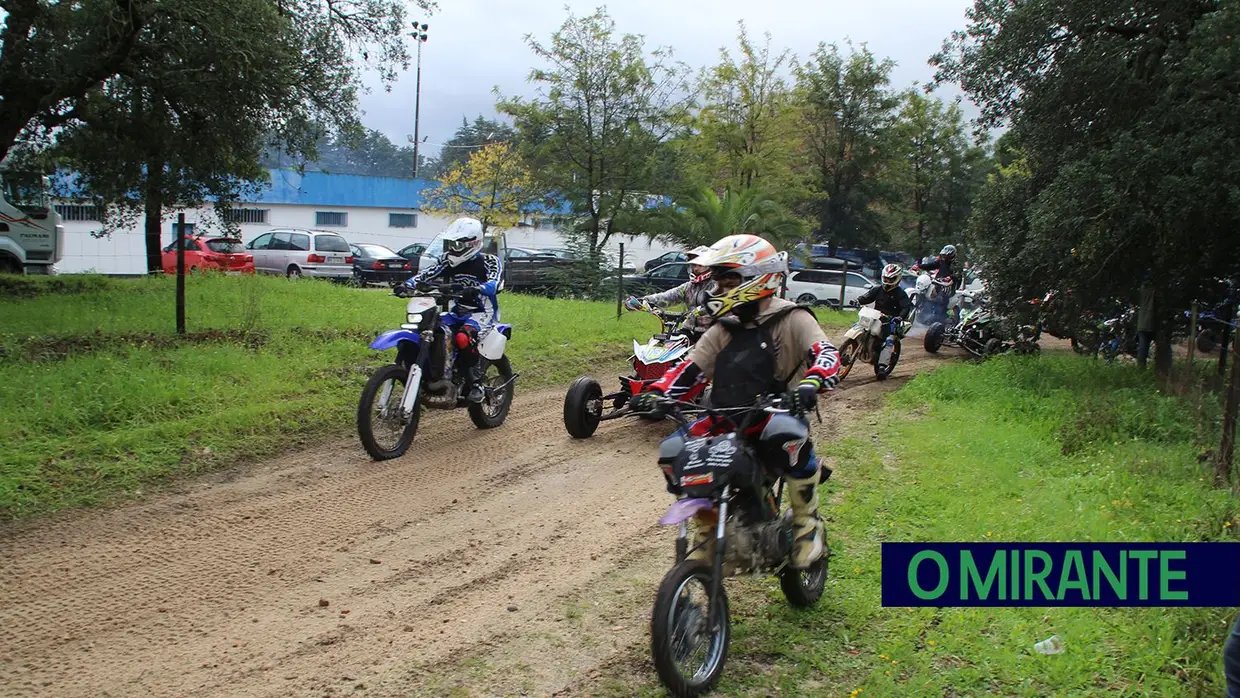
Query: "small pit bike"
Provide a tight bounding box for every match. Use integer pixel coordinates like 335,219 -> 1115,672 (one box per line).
643,394 -> 829,697
836,306 -> 904,382
562,303 -> 709,438
356,280 -> 517,460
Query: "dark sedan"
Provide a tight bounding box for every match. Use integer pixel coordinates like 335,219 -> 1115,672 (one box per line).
349,243 -> 413,286
609,261 -> 691,296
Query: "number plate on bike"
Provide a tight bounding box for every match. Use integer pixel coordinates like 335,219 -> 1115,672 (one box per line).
670,432 -> 758,496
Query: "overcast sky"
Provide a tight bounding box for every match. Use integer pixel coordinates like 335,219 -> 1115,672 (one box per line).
357,0 -> 977,157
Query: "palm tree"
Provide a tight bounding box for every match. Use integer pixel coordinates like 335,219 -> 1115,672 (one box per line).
663,185 -> 808,249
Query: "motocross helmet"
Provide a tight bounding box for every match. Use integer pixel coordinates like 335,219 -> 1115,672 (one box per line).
696,234 -> 787,321
686,245 -> 714,284
881,263 -> 903,292
940,244 -> 957,261
441,217 -> 485,267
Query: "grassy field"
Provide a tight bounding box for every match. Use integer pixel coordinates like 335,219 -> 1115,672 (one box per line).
604,354 -> 1236,697
0,274 -> 858,518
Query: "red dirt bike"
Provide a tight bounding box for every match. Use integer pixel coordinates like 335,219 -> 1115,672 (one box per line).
563,302 -> 710,438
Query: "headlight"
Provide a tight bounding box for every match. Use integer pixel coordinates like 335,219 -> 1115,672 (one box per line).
407,312 -> 423,324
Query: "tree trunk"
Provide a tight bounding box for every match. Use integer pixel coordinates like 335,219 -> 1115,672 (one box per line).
1219,324 -> 1240,489
144,166 -> 165,274
1154,323 -> 1173,378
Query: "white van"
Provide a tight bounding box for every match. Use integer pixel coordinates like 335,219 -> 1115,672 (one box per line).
246,228 -> 353,280
785,268 -> 876,308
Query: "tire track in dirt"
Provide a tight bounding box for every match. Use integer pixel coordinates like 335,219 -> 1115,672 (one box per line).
0,345 -> 955,698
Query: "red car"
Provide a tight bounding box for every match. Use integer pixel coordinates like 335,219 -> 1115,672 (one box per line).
161,236 -> 255,275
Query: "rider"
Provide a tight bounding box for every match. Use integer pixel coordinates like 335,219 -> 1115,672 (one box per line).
855,263 -> 914,340
912,244 -> 961,319
623,245 -> 715,338
398,217 -> 502,403
632,234 -> 841,570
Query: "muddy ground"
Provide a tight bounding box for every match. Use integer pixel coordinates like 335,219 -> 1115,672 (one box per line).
1,341 -> 962,698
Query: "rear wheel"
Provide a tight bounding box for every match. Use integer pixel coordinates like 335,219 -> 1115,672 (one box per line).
836,338 -> 860,381
780,544 -> 829,608
651,561 -> 730,697
796,293 -> 818,306
983,337 -> 1005,357
1198,330 -> 1217,354
468,357 -> 515,428
563,376 -> 603,438
924,322 -> 945,354
357,364 -> 422,460
287,265 -> 302,280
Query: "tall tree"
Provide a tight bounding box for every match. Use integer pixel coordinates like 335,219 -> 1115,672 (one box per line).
421,141 -> 538,232
934,0 -> 1240,374
694,22 -> 801,195
434,116 -> 518,176
498,7 -> 694,261
657,185 -> 807,249
794,41 -> 899,250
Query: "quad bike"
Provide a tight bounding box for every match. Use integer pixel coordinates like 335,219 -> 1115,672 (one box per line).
924,291 -> 1013,358
644,394 -> 829,697
356,280 -> 517,460
836,306 -> 905,383
563,303 -> 709,438
909,270 -> 956,327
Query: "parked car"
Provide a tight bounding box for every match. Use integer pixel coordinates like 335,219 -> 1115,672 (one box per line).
395,242 -> 427,274
611,261 -> 691,295
503,247 -> 575,291
643,250 -> 690,272
418,228 -> 508,290
349,243 -> 413,286
785,268 -> 876,308
790,243 -> 883,279
160,235 -> 254,275
246,229 -> 353,280
544,247 -> 636,274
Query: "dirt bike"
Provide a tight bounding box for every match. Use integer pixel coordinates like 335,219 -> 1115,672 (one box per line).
356,279 -> 517,460
562,302 -> 709,438
643,394 -> 829,697
836,306 -> 905,382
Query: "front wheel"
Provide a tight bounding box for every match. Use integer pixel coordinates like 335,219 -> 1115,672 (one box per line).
651,561 -> 730,698
357,364 -> 422,461
563,376 -> 603,438
836,338 -> 860,382
468,356 -> 515,429
924,322 -> 945,354
875,338 -> 900,380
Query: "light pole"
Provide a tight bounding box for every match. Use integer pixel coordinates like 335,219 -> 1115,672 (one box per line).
411,21 -> 429,179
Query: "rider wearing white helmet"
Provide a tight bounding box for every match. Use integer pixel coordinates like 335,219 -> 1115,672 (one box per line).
855,263 -> 914,337
624,245 -> 716,337
399,217 -> 503,403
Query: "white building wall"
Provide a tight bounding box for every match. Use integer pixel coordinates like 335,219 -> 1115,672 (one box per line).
55,202 -> 683,275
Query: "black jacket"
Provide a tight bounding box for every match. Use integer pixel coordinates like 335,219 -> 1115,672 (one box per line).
914,255 -> 961,291
856,285 -> 913,321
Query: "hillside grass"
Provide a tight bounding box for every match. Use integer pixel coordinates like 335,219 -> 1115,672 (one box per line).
606,354 -> 1237,697
0,274 -> 856,518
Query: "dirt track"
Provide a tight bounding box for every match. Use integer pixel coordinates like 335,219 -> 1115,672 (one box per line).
0,343 -> 951,698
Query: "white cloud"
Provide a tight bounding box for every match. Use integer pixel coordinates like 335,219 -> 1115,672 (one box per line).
357,0 -> 978,154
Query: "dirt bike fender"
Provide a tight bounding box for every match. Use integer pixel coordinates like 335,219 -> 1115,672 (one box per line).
658,497 -> 714,526
478,326 -> 508,361
370,329 -> 420,351
843,325 -> 867,342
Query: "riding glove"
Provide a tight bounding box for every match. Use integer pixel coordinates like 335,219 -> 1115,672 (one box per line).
791,378 -> 821,415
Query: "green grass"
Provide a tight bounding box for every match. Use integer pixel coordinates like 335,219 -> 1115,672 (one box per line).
0,274 -> 853,518
609,354 -> 1236,697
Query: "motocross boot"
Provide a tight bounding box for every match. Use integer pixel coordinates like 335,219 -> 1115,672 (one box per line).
786,467 -> 825,569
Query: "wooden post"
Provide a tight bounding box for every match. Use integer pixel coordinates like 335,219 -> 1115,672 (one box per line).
1221,301 -> 1235,378
1187,302 -> 1198,365
616,242 -> 624,319
836,264 -> 846,312
175,212 -> 186,335
1219,306 -> 1240,490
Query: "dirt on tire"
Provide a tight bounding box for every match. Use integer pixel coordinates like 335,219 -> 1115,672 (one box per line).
0,345 -> 950,698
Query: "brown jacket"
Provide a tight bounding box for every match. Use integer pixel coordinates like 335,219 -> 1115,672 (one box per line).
686,298 -> 835,391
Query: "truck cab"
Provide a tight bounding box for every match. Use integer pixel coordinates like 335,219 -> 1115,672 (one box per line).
0,172 -> 65,274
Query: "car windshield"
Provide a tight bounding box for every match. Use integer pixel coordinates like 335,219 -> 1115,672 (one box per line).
314,235 -> 350,252
357,244 -> 396,257
205,239 -> 245,254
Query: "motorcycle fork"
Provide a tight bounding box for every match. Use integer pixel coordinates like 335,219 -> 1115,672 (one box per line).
708,486 -> 730,632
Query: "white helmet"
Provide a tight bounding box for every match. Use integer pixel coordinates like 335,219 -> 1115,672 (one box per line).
441,217 -> 485,267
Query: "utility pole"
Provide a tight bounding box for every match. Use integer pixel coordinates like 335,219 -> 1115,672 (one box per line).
411,21 -> 429,179
175,212 -> 186,335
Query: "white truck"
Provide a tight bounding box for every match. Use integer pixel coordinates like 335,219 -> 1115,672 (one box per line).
0,171 -> 65,274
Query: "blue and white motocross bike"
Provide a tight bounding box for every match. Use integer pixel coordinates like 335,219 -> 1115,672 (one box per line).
356,279 -> 517,461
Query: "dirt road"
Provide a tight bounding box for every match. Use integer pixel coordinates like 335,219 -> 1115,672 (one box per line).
0,345 -> 949,698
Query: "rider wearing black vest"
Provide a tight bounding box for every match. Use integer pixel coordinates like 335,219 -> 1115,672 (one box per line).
633,234 -> 841,570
